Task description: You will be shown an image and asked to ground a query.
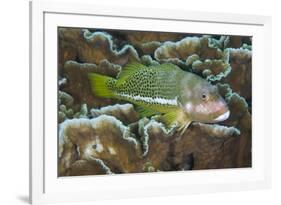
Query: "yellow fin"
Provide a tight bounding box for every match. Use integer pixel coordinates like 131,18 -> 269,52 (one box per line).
88,73 -> 115,98
160,110 -> 192,133
178,121 -> 192,137
160,112 -> 179,128
117,62 -> 146,85
136,105 -> 160,118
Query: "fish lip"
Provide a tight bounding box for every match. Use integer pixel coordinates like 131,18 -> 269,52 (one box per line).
213,110 -> 230,122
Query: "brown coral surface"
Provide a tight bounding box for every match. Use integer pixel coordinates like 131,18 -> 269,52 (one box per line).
58,28 -> 252,176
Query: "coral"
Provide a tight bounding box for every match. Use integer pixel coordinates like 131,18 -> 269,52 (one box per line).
59,28 -> 139,67
224,36 -> 252,49
194,123 -> 240,138
191,56 -> 231,81
140,55 -> 160,66
58,91 -> 74,123
59,96 -> 251,174
155,36 -> 223,62
208,36 -> 251,50
59,116 -> 143,175
138,119 -> 176,157
139,41 -> 162,55
63,160 -> 112,176
59,90 -> 74,107
154,36 -> 231,81
58,89 -> 92,122
58,28 -> 252,176
222,48 -> 252,102
90,103 -> 139,125
124,31 -> 185,55
58,112 -> 176,175
73,103 -> 88,119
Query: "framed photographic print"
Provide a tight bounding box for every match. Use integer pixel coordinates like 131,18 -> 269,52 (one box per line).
30,0 -> 272,204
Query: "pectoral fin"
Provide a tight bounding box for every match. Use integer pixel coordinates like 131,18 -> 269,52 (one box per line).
136,105 -> 160,118
160,109 -> 192,132
159,112 -> 179,128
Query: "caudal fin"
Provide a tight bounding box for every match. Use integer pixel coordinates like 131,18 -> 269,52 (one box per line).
88,73 -> 116,98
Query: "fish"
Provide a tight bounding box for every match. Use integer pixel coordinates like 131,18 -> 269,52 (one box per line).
88,62 -> 230,135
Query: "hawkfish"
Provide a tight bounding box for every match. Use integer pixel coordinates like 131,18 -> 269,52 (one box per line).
88,63 -> 230,135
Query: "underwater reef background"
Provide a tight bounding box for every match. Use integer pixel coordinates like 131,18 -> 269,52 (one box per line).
58,28 -> 252,176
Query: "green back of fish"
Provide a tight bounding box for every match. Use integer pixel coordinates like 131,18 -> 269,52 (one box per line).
114,63 -> 184,109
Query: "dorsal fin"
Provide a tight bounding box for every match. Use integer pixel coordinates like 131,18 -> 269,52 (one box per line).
152,63 -> 181,72
117,62 -> 146,85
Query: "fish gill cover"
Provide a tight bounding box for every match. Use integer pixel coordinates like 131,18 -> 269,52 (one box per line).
58,28 -> 252,176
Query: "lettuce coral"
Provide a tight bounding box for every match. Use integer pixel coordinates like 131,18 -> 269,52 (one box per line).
90,103 -> 139,125
59,28 -> 139,67
59,115 -> 143,175
124,31 -> 185,55
59,97 -> 251,174
222,48 -> 252,102
154,36 -> 232,81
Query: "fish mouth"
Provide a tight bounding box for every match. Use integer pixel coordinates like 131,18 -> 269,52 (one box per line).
213,110 -> 230,122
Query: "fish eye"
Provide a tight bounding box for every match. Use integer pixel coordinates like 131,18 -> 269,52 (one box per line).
202,93 -> 207,101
